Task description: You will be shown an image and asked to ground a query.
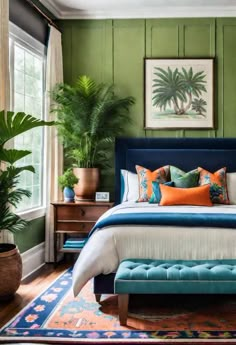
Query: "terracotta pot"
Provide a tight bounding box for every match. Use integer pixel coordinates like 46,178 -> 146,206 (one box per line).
73,168 -> 99,201
0,243 -> 22,299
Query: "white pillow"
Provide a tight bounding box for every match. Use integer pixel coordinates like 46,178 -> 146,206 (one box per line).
227,172 -> 236,204
120,169 -> 139,203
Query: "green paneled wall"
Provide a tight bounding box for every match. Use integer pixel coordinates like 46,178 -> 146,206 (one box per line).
113,20 -> 145,137
217,19 -> 236,136
58,18 -> 236,193
14,217 -> 45,253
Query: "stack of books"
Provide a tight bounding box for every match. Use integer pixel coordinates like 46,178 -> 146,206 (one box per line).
63,237 -> 88,249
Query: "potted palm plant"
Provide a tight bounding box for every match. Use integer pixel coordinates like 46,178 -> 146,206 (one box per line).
0,110 -> 54,299
58,168 -> 78,202
52,75 -> 135,201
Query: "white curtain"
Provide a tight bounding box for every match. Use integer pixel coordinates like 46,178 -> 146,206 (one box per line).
0,0 -> 13,244
45,25 -> 64,262
0,0 -> 9,112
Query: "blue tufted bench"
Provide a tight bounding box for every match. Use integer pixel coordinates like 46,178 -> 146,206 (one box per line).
114,259 -> 236,325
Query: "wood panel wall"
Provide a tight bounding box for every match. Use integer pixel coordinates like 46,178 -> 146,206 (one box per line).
58,18 -> 236,193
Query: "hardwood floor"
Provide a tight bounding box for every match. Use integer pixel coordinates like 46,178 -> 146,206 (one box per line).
0,262 -> 71,329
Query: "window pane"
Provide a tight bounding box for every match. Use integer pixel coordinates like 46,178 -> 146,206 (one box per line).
10,28 -> 45,213
34,101 -> 42,117
33,165 -> 40,184
15,45 -> 24,72
24,171 -> 33,189
25,51 -> 34,76
35,79 -> 42,98
25,75 -> 34,97
14,92 -> 24,112
25,95 -> 34,114
32,185 -> 40,205
34,57 -> 42,80
14,70 -> 24,94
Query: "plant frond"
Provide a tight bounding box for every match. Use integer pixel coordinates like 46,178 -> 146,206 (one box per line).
0,148 -> 31,165
58,169 -> 78,189
0,110 -> 53,233
7,188 -> 31,207
0,206 -> 28,232
52,76 -> 135,167
0,110 -> 54,146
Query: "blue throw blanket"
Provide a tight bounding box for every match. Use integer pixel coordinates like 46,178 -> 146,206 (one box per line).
89,212 -> 236,237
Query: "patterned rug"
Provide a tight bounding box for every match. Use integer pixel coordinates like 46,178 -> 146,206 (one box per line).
1,268 -> 236,344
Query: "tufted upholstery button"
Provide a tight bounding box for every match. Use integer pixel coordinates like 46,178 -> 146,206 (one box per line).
118,259 -> 236,282
115,258 -> 236,302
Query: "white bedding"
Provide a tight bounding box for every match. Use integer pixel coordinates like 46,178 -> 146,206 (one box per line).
72,202 -> 236,296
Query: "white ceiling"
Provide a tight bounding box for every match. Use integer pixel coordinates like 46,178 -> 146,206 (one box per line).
40,0 -> 236,19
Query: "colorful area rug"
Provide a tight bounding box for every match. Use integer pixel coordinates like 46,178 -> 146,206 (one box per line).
1,269 -> 236,343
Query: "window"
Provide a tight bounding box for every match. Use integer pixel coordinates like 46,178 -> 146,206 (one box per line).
9,23 -> 47,217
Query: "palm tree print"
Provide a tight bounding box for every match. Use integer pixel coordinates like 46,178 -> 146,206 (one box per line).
152,66 -> 207,116
192,98 -> 207,116
152,67 -> 187,114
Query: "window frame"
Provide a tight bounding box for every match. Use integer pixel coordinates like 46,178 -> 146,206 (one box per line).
9,22 -> 48,221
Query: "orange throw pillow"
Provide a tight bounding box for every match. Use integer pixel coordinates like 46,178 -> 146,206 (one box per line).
198,167 -> 229,204
136,165 -> 169,202
159,184 -> 212,206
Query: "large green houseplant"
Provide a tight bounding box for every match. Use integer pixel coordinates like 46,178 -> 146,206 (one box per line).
0,110 -> 54,299
52,75 -> 135,201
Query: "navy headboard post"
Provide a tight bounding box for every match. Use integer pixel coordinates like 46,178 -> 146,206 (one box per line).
115,137 -> 236,205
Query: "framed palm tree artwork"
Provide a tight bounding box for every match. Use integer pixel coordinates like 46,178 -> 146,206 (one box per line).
144,58 -> 214,129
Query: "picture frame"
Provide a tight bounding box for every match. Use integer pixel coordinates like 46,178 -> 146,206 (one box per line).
144,58 -> 214,129
95,192 -> 110,202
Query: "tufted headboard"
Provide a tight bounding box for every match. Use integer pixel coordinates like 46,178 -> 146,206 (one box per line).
115,137 -> 236,205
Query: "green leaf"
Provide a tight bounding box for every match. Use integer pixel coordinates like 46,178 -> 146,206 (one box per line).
8,165 -> 35,175
8,188 -> 31,207
0,110 -> 55,146
0,148 -> 31,165
0,110 -> 54,233
0,207 -> 28,232
51,76 -> 135,168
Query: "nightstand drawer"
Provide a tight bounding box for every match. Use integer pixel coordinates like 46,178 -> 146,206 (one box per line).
57,205 -> 110,221
57,221 -> 95,232
52,201 -> 114,263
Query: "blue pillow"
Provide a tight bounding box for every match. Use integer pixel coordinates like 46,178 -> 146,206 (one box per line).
149,181 -> 174,204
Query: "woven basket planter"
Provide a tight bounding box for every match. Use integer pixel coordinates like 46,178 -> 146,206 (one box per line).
0,243 -> 22,299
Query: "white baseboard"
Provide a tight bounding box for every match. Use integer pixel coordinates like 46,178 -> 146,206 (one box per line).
21,242 -> 45,279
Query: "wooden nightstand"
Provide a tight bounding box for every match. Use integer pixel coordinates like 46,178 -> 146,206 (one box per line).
52,201 -> 114,263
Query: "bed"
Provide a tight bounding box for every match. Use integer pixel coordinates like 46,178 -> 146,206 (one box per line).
72,137 -> 236,297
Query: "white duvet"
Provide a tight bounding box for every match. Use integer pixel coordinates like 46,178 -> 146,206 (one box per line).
72,202 -> 236,296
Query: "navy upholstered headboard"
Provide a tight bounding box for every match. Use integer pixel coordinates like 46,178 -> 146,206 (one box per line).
115,137 -> 236,205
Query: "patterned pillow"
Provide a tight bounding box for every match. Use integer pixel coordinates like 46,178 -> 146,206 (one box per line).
136,165 -> 170,202
198,167 -> 229,204
170,166 -> 199,188
149,181 -> 174,204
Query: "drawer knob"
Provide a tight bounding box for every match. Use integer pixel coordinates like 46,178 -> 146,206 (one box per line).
81,209 -> 85,216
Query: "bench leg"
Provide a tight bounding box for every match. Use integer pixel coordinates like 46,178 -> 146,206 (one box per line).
118,294 -> 129,326
95,294 -> 101,303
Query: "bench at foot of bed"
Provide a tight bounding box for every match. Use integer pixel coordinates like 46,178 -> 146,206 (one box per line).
114,259 -> 236,326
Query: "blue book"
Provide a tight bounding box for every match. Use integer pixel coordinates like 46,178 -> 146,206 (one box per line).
63,244 -> 84,248
65,238 -> 87,244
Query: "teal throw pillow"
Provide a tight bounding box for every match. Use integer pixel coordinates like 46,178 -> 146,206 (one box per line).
149,181 -> 174,203
170,166 -> 199,188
